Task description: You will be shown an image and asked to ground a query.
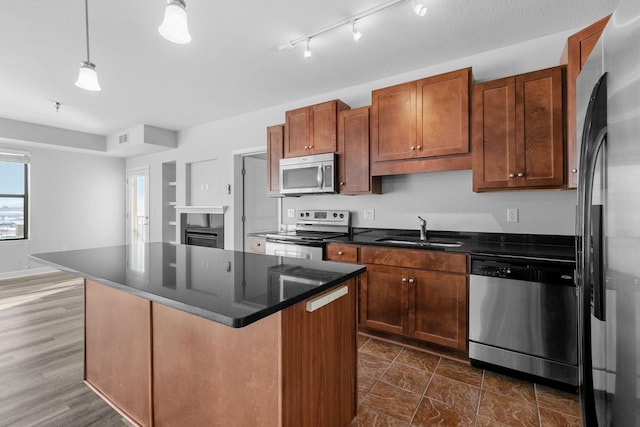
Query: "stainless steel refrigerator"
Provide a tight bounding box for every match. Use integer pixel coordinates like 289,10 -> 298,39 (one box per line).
576,0 -> 640,425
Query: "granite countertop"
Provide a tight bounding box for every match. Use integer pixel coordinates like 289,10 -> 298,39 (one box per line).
328,228 -> 575,262
29,243 -> 365,328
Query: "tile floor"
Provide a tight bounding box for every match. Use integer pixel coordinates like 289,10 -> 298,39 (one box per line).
354,335 -> 581,427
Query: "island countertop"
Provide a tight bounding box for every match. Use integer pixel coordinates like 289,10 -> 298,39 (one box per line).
29,242 -> 365,328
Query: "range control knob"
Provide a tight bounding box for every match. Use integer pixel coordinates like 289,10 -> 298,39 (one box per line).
339,213 -> 344,218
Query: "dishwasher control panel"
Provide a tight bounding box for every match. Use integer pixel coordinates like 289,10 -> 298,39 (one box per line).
470,255 -> 575,285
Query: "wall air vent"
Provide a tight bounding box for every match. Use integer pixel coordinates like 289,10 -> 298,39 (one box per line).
119,133 -> 129,144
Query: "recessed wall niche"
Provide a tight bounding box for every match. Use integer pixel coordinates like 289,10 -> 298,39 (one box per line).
186,159 -> 218,205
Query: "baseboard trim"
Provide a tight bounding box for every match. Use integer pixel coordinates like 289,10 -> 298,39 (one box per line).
0,267 -> 58,280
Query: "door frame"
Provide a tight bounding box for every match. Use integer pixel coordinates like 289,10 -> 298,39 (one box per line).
125,167 -> 150,246
232,147 -> 281,251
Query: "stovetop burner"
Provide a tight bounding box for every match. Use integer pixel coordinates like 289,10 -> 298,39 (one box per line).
266,209 -> 351,243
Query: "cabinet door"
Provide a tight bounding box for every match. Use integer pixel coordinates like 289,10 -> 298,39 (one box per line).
515,67 -> 565,188
310,101 -> 338,154
418,68 -> 470,157
284,106 -> 311,157
565,15 -> 610,188
267,124 -> 284,196
337,107 -> 381,194
408,270 -> 468,351
472,76 -> 517,191
361,265 -> 408,336
371,81 -> 417,162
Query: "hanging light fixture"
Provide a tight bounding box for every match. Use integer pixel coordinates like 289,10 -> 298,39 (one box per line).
158,0 -> 192,44
304,39 -> 312,59
75,0 -> 101,91
351,20 -> 362,42
412,0 -> 427,16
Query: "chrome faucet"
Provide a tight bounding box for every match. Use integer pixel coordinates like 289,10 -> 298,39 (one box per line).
418,216 -> 427,241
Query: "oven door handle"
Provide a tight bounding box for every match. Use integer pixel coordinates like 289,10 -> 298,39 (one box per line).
266,238 -> 322,247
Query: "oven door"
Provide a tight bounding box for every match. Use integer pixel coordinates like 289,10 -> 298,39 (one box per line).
265,239 -> 323,260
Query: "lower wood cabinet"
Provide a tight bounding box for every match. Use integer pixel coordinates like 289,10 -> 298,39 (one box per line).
360,246 -> 468,351
84,280 -> 152,427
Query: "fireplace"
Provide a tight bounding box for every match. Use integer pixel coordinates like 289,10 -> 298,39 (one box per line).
175,206 -> 226,249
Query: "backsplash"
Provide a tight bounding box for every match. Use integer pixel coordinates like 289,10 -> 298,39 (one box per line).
281,170 -> 576,235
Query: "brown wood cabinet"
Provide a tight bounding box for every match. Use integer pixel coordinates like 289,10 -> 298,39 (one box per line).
359,246 -> 468,351
284,100 -> 350,158
472,66 -> 565,192
337,107 -> 381,195
84,280 -> 152,427
563,15 -> 610,188
370,68 -> 472,176
266,124 -> 284,197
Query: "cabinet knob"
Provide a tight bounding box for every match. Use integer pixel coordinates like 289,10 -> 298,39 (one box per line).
338,251 -> 344,255
517,172 -> 524,177
304,145 -> 309,149
256,243 -> 261,247
509,173 -> 515,178
408,278 -> 415,284
571,169 -> 578,174
340,182 -> 345,186
410,146 -> 416,151
402,278 -> 408,283
417,146 -> 422,150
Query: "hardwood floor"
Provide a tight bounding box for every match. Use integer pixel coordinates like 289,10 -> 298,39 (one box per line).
1,272 -> 580,426
0,272 -> 130,426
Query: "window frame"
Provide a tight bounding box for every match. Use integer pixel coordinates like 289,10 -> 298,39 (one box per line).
0,150 -> 30,242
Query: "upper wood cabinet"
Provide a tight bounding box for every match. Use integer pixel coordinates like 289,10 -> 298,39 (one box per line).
266,124 -> 284,197
370,67 -> 472,175
472,66 -> 565,192
284,100 -> 350,158
337,107 -> 381,195
562,15 -> 610,189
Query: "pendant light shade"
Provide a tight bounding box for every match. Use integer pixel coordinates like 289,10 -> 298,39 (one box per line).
75,0 -> 101,91
75,61 -> 101,91
158,0 -> 192,44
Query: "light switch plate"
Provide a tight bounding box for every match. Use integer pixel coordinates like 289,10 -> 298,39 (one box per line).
364,209 -> 375,220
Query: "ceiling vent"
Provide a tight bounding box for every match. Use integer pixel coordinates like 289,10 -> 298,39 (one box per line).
107,124 -> 177,157
118,133 -> 129,144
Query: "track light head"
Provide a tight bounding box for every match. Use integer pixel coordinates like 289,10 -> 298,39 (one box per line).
304,39 -> 312,59
412,0 -> 427,16
351,21 -> 362,42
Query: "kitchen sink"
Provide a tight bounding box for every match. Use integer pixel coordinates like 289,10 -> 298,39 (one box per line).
375,237 -> 464,248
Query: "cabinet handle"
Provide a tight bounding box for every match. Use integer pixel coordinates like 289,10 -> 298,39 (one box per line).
509,173 -> 515,178
408,278 -> 415,284
517,172 -> 524,177
402,278 -> 408,283
571,169 -> 578,174
410,146 -> 416,151
338,251 -> 344,255
417,146 -> 422,150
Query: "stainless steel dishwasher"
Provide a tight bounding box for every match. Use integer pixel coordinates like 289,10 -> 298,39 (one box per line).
469,254 -> 578,386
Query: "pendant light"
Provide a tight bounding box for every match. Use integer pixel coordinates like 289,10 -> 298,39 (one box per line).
75,0 -> 101,91
412,0 -> 427,17
351,21 -> 362,42
158,0 -> 192,44
304,39 -> 312,59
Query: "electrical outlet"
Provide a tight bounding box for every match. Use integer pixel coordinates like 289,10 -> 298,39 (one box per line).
364,209 -> 375,220
507,208 -> 519,223
287,208 -> 295,218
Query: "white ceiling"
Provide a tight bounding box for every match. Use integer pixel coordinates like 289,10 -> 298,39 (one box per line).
0,0 -> 617,137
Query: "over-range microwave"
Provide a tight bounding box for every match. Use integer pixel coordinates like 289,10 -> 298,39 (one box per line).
279,153 -> 336,195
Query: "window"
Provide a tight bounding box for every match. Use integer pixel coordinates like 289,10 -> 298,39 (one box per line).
0,150 -> 29,241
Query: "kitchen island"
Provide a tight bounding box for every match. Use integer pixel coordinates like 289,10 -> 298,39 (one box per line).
29,243 -> 365,427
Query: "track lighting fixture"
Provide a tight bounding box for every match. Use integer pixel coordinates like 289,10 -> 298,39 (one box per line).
158,0 -> 192,44
75,0 -> 101,91
351,21 -> 362,42
304,39 -> 312,59
277,0 -> 428,60
412,0 -> 427,17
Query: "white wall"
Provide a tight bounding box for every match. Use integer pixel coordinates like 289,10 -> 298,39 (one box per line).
126,29 -> 581,248
0,142 -> 125,274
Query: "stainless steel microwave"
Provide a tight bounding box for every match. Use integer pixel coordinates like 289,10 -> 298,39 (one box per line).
279,153 -> 336,195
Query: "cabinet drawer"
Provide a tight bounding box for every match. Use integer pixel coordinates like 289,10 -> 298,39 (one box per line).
248,236 -> 266,254
360,246 -> 467,273
325,244 -> 359,263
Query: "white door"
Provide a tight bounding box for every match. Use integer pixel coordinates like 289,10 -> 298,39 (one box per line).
126,168 -> 150,246
243,155 -> 277,250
